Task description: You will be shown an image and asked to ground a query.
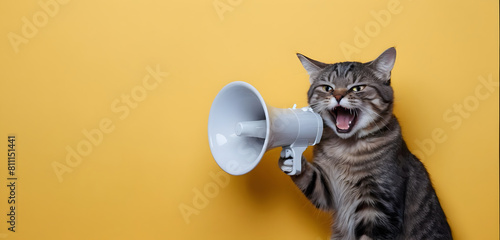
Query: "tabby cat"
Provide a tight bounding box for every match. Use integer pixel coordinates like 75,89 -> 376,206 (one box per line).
279,47 -> 452,239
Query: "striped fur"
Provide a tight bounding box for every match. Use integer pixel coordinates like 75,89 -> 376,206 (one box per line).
281,48 -> 452,239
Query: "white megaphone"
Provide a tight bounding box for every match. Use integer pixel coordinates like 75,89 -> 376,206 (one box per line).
208,81 -> 323,176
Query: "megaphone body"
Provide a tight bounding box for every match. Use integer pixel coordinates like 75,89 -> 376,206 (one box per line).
208,81 -> 323,175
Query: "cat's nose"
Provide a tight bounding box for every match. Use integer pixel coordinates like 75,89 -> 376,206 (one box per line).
332,88 -> 347,103
334,94 -> 343,102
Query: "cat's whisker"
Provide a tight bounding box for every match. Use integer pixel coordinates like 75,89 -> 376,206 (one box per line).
356,104 -> 391,133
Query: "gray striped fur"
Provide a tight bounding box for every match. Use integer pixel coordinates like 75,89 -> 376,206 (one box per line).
280,48 -> 452,239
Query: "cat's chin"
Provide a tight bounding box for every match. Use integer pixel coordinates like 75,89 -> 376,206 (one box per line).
334,132 -> 354,139
323,122 -> 357,139
334,128 -> 358,139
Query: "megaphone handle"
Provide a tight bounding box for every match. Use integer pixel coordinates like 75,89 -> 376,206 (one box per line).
282,146 -> 307,176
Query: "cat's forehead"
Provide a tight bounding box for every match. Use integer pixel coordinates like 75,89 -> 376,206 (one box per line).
318,62 -> 367,86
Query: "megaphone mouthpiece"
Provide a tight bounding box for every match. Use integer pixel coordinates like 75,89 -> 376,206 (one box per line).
235,120 -> 267,138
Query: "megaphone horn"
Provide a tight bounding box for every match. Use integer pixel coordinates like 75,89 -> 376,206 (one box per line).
208,81 -> 323,175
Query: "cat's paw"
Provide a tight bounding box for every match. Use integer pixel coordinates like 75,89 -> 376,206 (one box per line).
278,148 -> 294,173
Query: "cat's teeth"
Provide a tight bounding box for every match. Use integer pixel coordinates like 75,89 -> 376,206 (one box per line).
349,121 -> 352,124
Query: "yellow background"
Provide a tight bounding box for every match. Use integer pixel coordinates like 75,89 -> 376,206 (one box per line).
0,0 -> 498,239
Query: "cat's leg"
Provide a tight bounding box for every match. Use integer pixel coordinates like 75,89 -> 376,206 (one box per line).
279,154 -> 334,211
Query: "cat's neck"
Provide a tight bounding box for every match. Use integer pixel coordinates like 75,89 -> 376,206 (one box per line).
359,114 -> 400,139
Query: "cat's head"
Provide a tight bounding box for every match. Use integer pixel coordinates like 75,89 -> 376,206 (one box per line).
298,47 -> 396,139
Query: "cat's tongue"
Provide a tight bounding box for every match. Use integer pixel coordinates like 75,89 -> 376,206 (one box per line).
335,108 -> 355,130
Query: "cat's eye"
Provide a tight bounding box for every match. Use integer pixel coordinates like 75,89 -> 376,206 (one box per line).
351,85 -> 366,92
322,85 -> 333,92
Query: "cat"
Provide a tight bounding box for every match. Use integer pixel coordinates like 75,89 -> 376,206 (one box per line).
279,47 -> 452,240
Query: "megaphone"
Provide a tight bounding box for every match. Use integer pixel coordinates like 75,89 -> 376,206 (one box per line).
208,81 -> 323,175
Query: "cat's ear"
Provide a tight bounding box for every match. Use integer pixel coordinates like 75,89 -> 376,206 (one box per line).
366,47 -> 396,82
297,53 -> 328,82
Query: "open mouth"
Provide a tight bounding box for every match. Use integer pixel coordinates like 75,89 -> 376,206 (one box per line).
330,106 -> 357,133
